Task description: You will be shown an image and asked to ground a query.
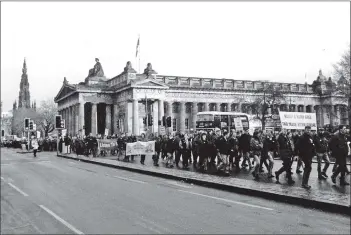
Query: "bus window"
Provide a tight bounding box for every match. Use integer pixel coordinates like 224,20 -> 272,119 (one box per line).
214,115 -> 221,128
241,116 -> 249,128
197,114 -> 214,121
220,115 -> 229,128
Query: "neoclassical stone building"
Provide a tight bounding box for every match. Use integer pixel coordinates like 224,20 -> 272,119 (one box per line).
54,60 -> 349,136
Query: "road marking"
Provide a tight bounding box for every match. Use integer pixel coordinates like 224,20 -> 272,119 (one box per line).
39,205 -> 84,234
105,174 -> 146,184
178,190 -> 274,211
8,183 -> 29,197
135,221 -> 162,234
167,181 -> 192,189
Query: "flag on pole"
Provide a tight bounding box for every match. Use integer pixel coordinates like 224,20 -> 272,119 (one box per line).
135,36 -> 140,57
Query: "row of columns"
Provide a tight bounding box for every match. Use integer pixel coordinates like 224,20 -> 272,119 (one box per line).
59,101 -> 348,136
59,102 -> 114,137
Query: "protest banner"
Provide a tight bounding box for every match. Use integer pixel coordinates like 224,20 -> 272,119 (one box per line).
279,111 -> 317,131
233,117 -> 243,131
126,141 -> 155,156
97,139 -> 118,151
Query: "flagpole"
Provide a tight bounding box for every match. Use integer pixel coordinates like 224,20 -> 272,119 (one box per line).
138,34 -> 141,74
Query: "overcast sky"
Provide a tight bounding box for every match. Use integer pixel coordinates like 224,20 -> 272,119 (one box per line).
1,1 -> 350,112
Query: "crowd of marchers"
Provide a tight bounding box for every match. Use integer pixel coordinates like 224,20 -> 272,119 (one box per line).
2,125 -> 350,188
64,125 -> 350,189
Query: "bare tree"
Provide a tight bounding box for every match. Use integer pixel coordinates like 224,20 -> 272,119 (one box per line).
333,45 -> 350,125
249,83 -> 287,130
37,98 -> 58,137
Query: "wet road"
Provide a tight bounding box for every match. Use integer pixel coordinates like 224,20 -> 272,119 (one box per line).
1,148 -> 350,234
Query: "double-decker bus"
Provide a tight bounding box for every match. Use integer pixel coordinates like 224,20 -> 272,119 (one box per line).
195,111 -> 250,132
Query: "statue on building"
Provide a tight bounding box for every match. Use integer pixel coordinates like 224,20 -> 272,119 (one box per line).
143,63 -> 157,78
88,58 -> 104,77
124,61 -> 137,73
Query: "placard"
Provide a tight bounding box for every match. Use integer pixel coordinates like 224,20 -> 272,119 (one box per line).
126,141 -> 155,156
234,117 -> 243,131
279,112 -> 317,131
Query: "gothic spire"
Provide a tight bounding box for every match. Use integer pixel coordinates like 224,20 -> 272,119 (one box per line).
22,57 -> 27,75
13,100 -> 17,110
18,58 -> 30,109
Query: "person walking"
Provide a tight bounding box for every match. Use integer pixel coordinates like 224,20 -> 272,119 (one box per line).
179,133 -> 192,170
262,131 -> 276,178
238,128 -> 252,170
198,132 -> 211,172
314,129 -> 330,180
329,125 -> 350,186
275,129 -> 295,185
215,129 -> 231,176
31,135 -> 39,157
297,126 -> 316,189
250,131 -> 263,180
139,133 -> 147,165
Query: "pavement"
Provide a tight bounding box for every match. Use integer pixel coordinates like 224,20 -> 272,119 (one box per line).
54,150 -> 351,214
1,148 -> 350,234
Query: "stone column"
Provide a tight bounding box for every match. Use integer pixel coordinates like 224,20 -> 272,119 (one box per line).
335,105 -> 341,125
301,105 -> 306,112
237,103 -> 242,112
158,99 -> 164,126
91,103 -> 97,136
70,106 -> 74,135
132,99 -> 139,136
113,104 -> 118,135
216,103 -> 221,112
204,102 -> 210,112
226,103 -> 231,112
164,101 -> 172,131
71,105 -> 76,135
191,102 -> 198,129
79,102 -> 85,136
105,104 -> 112,136
179,102 -> 186,133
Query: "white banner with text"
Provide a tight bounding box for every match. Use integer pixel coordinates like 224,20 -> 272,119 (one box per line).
279,112 -> 317,131
126,141 -> 155,155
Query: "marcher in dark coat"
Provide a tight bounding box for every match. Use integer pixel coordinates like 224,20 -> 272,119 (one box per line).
314,129 -> 330,180
275,130 -> 295,185
165,135 -> 177,168
329,125 -> 350,186
238,128 -> 252,169
58,136 -> 63,153
297,126 -> 316,189
198,132 -> 211,172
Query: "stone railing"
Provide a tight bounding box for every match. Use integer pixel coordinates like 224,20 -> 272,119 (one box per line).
156,75 -> 314,93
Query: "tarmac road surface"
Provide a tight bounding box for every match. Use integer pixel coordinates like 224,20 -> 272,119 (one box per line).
1,148 -> 350,234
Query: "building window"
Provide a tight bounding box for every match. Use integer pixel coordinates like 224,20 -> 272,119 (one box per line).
173,118 -> 177,132
185,118 -> 189,130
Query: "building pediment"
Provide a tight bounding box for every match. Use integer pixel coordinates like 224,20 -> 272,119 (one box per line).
331,90 -> 347,96
54,84 -> 77,102
131,79 -> 169,89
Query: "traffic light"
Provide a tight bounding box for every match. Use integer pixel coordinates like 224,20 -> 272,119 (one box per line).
116,120 -> 119,129
143,117 -> 146,125
29,121 -> 34,131
61,120 -> 65,129
148,114 -> 153,126
158,120 -> 161,126
166,116 -> 172,127
24,118 -> 30,130
55,115 -> 62,129
162,116 -> 166,126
